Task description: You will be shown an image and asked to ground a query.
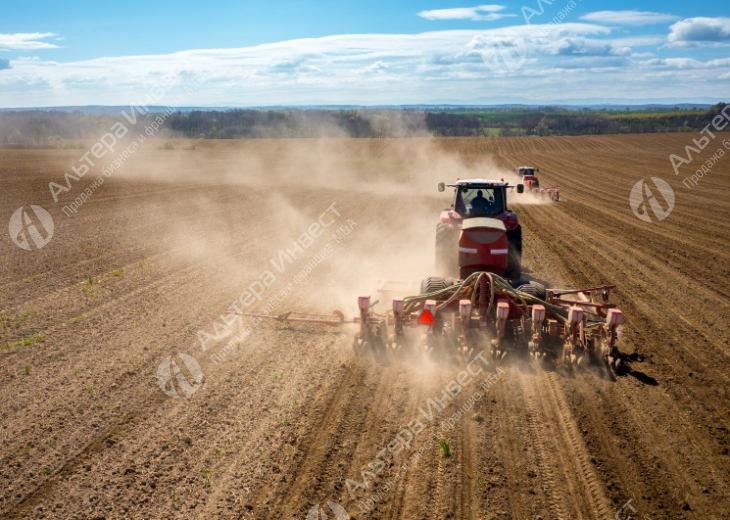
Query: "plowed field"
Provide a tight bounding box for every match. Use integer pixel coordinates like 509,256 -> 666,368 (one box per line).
1,133 -> 729,520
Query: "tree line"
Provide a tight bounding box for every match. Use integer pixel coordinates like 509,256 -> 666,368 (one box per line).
0,104 -> 727,146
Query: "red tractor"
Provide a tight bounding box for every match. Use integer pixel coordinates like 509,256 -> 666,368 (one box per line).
517,166 -> 540,189
516,166 -> 560,202
435,179 -> 524,281
227,178 -> 624,370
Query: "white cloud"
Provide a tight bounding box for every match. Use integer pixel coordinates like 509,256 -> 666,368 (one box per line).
536,37 -> 631,57
555,57 -> 631,70
364,60 -> 390,73
639,57 -> 730,70
668,17 -> 730,47
0,33 -> 59,51
641,57 -> 705,69
0,24 -> 727,106
609,36 -> 664,48
580,11 -> 679,26
418,5 -> 515,22
268,55 -> 322,74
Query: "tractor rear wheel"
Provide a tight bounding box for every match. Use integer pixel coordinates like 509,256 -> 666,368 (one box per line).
514,280 -> 547,301
420,276 -> 455,296
435,223 -> 459,277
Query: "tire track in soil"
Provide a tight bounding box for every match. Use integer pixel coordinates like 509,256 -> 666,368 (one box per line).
427,368 -> 459,520
456,402 -> 475,520
517,368 -> 613,520
427,366 -> 486,520
544,372 -> 614,520
254,359 -> 379,518
400,367 -> 455,520
471,376 -> 513,518
516,199 -> 730,516
455,379 -> 485,520
376,366 -> 440,520
167,329 -> 350,520
387,384 -> 430,520
351,360 -> 485,520
343,361 -> 430,520
431,426 -> 450,520
509,367 -> 569,520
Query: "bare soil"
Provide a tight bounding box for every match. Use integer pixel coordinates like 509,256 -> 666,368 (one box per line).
1,134 -> 728,520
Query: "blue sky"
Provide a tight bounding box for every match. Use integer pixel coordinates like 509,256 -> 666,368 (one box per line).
1,0 -> 729,106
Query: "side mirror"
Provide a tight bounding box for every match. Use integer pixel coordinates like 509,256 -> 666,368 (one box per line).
438,182 -> 445,192
517,184 -> 525,194
536,168 -> 540,172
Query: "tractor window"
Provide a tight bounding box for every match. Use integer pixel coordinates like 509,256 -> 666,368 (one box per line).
455,188 -> 504,217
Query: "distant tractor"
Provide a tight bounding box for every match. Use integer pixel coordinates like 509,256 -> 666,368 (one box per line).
516,166 -> 560,202
435,179 -> 524,281
517,166 -> 540,189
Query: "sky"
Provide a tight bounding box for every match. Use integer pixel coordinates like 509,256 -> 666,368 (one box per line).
0,0 -> 729,107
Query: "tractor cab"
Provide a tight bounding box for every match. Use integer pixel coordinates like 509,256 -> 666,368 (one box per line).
436,180 -> 524,280
455,185 -> 504,217
439,179 -> 524,215
438,179 -> 523,218
517,167 -> 537,177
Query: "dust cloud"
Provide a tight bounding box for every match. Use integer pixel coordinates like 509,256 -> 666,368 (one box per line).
93,129 -> 554,324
